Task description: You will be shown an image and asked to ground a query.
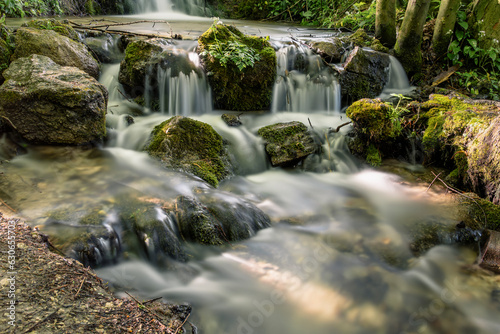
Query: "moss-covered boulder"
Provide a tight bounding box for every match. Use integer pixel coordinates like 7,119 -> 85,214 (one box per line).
198,23 -> 276,111
257,121 -> 319,167
0,24 -> 13,85
339,46 -> 391,103
346,98 -> 402,166
21,18 -> 79,41
118,39 -> 202,107
145,116 -> 232,187
0,55 -> 107,145
12,27 -> 100,79
175,193 -> 271,246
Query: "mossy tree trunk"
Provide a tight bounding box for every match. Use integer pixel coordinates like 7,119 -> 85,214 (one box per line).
394,0 -> 432,78
431,0 -> 462,59
470,0 -> 500,50
375,0 -> 396,48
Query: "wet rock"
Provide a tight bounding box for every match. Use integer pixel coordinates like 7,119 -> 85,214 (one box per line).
257,121 -> 319,167
198,23 -> 276,111
339,46 -> 390,103
0,55 -> 107,145
84,33 -> 123,64
145,116 -> 233,187
175,193 -> 271,245
221,113 -> 242,127
480,230 -> 500,273
12,27 -> 100,79
308,38 -> 344,63
118,38 -> 201,106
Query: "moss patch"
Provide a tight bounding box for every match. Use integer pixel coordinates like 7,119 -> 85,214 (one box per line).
198,23 -> 276,111
22,18 -> 79,41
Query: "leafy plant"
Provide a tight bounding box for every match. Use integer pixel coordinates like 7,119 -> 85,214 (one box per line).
200,20 -> 261,71
389,93 -> 411,136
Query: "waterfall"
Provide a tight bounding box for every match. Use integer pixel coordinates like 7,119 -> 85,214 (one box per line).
378,56 -> 414,99
134,0 -> 210,16
143,50 -> 212,116
271,45 -> 341,114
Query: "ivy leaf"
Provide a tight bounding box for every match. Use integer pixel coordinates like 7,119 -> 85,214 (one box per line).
458,21 -> 468,30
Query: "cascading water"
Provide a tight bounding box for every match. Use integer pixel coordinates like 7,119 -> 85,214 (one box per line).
272,43 -> 341,113
378,55 -> 414,100
134,0 -> 210,16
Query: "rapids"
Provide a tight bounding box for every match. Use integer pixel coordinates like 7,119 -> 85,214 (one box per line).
1,11 -> 499,334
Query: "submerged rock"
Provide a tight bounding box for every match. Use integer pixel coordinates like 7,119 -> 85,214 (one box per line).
198,23 -> 276,111
175,193 -> 271,245
12,27 -> 100,79
0,55 -> 107,145
339,46 -> 390,103
145,116 -> 232,187
257,121 -> 319,167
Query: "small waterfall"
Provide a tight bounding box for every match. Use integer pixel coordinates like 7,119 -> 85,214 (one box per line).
142,50 -> 212,116
272,45 -> 341,114
378,56 -> 414,100
135,0 -> 210,16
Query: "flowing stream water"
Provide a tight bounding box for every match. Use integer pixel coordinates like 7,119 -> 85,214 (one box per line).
1,11 -> 500,334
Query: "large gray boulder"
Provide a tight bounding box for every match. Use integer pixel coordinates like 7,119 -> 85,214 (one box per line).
0,55 -> 107,145
339,46 -> 390,103
12,27 -> 100,79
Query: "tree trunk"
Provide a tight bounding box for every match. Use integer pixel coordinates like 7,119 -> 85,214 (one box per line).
394,0 -> 432,78
431,0 -> 462,59
375,0 -> 396,48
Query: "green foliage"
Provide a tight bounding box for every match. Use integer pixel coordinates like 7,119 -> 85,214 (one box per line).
389,93 -> 411,136
447,6 -> 500,100
0,0 -> 62,17
330,1 -> 376,31
200,20 -> 262,71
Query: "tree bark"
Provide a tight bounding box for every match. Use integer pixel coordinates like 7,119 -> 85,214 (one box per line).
431,0 -> 462,59
375,0 -> 396,48
394,0 -> 432,78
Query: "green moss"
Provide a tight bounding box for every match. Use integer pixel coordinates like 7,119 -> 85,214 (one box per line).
366,144 -> 382,167
459,193 -> 500,231
343,29 -> 373,47
22,19 -> 79,41
346,98 -> 397,142
145,116 -> 230,187
198,23 -> 276,111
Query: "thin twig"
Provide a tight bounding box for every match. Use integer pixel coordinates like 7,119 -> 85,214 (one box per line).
308,117 -> 314,130
175,311 -> 191,334
426,171 -> 442,192
0,198 -> 16,213
143,297 -> 162,305
74,276 -> 86,299
329,121 -> 352,133
23,309 -> 59,333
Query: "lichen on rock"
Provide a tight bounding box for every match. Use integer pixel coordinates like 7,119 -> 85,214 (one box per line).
198,22 -> 276,111
145,116 -> 232,187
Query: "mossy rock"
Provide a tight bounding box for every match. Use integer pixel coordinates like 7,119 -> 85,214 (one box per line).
198,23 -> 276,111
257,121 -> 319,167
12,27 -> 100,79
345,98 -> 402,166
0,55 -> 107,145
456,192 -> 500,232
0,25 -> 13,84
145,116 -> 232,187
221,113 -> 242,127
309,38 -> 343,63
175,192 -> 271,246
340,47 -> 390,103
21,18 -> 79,41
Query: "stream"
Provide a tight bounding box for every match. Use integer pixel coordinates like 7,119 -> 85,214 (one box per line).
2,4 -> 500,334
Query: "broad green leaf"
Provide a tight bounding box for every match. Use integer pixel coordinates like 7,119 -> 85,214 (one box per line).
455,30 -> 464,41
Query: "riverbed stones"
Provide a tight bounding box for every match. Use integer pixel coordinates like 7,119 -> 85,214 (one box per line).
0,55 -> 107,145
339,46 -> 390,103
145,116 -> 232,187
257,121 -> 319,167
198,23 -> 276,111
12,27 -> 100,79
